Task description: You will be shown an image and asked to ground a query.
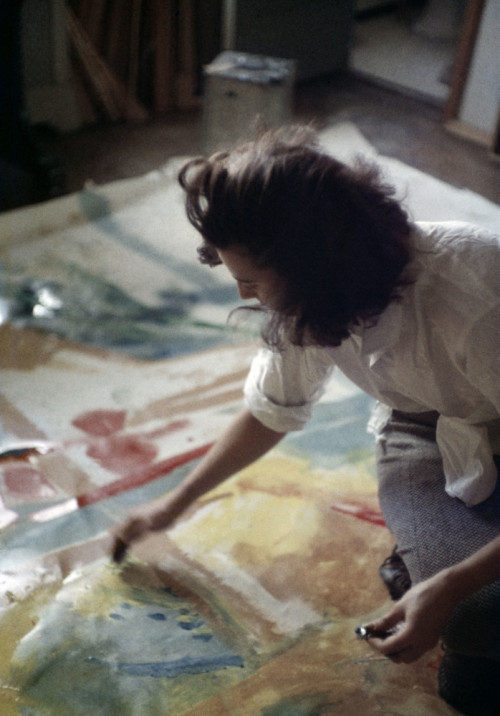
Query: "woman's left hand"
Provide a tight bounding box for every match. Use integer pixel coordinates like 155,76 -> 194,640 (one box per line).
363,573 -> 458,663
365,534 -> 500,663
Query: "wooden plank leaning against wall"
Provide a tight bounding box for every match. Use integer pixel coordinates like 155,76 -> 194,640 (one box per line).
67,0 -> 201,125
443,0 -> 500,157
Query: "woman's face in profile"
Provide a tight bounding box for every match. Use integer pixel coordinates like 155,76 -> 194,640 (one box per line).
217,247 -> 285,311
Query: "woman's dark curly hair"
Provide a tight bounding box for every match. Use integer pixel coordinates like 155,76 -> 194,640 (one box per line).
178,125 -> 413,348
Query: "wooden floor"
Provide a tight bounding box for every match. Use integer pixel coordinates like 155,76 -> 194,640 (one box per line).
45,71 -> 500,206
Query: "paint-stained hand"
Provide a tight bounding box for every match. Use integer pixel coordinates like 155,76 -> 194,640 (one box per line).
112,511 -> 154,563
112,536 -> 129,563
364,574 -> 459,663
111,487 -> 193,562
111,500 -> 176,563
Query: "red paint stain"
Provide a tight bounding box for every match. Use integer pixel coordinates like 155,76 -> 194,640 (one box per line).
72,410 -> 127,437
78,443 -> 213,507
3,465 -> 57,500
87,436 -> 158,475
330,502 -> 386,527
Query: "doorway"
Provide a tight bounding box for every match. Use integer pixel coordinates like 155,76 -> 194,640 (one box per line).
350,0 -> 466,105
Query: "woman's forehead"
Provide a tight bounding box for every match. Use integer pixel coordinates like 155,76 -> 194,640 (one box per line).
216,247 -> 272,281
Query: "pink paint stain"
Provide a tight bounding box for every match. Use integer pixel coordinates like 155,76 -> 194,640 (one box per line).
3,465 -> 57,500
70,409 -> 199,500
72,410 -> 127,437
87,436 -> 158,475
330,501 -> 386,527
72,410 -> 191,441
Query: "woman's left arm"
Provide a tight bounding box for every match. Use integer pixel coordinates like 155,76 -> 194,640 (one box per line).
364,534 -> 500,663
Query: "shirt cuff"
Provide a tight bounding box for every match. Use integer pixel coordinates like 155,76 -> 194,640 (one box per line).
242,347 -> 320,433
243,385 -> 313,433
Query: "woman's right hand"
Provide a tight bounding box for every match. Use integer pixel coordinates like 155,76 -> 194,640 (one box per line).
110,408 -> 286,562
111,498 -> 179,563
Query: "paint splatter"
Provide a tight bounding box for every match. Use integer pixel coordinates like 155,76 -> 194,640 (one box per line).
77,443 -> 212,507
330,501 -> 386,527
86,435 -> 158,475
178,618 -> 205,631
72,410 -> 127,437
3,465 -> 57,500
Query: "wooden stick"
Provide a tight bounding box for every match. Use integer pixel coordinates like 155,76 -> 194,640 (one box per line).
153,0 -> 175,113
443,0 -> 486,123
77,0 -> 94,30
67,7 -> 148,122
104,0 -> 129,85
492,107 -> 500,155
175,0 -> 199,110
70,62 -> 100,125
126,0 -> 142,121
84,0 -> 107,50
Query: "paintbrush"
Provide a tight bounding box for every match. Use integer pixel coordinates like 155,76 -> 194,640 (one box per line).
112,537 -> 128,564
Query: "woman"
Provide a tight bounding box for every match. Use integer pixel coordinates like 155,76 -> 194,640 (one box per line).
114,127 -> 500,714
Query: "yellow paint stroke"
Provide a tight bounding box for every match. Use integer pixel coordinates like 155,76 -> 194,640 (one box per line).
0,453 -> 453,715
175,452 -> 378,560
167,452 -> 392,643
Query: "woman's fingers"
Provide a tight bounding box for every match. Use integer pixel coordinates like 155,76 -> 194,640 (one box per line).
110,513 -> 154,562
362,607 -> 404,642
112,536 -> 128,563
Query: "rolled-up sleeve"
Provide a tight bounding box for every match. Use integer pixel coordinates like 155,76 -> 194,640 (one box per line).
243,344 -> 335,433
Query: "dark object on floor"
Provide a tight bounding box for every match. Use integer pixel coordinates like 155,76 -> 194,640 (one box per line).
112,537 -> 128,564
438,650 -> 500,715
355,625 -> 393,640
379,545 -> 411,600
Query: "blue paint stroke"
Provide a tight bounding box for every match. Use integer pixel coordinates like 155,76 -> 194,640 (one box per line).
85,653 -> 244,678
193,633 -> 213,642
147,613 -> 167,621
177,618 -> 204,631
78,189 -> 218,291
0,267 -> 241,360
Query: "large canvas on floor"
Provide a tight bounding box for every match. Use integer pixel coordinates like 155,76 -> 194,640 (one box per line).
1,124 -> 498,715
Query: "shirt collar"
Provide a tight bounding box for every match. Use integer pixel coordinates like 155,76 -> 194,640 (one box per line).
350,300 -> 403,366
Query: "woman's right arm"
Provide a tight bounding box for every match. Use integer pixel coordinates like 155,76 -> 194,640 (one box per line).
112,407 -> 285,559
